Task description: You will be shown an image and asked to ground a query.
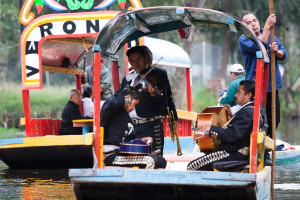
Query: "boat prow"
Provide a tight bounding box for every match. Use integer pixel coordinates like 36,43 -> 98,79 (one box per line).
69,166 -> 271,200
0,133 -> 94,169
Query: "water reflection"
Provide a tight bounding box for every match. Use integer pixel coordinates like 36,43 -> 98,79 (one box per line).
275,161 -> 300,199
277,119 -> 300,145
0,166 -> 76,199
0,120 -> 299,199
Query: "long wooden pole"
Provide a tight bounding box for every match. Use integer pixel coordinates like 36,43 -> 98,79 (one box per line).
269,0 -> 276,199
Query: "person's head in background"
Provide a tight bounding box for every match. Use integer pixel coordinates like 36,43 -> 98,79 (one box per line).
69,89 -> 81,105
230,64 -> 245,81
82,86 -> 93,99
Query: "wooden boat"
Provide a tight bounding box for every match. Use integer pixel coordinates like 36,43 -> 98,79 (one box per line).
0,8 -> 193,169
274,140 -> 300,163
275,146 -> 300,163
69,6 -> 275,200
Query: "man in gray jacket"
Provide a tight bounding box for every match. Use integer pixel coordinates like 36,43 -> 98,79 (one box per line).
82,58 -> 114,104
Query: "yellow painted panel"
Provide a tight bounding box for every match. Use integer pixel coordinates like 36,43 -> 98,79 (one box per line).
257,131 -> 274,150
176,110 -> 197,121
73,119 -> 94,123
20,117 -> 25,125
0,133 -> 94,149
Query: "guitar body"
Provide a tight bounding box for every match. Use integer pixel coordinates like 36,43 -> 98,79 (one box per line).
192,107 -> 228,152
119,139 -> 151,155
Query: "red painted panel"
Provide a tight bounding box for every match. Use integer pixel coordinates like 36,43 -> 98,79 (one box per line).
186,68 -> 192,111
263,63 -> 269,107
250,58 -> 264,173
31,119 -> 37,137
22,90 -> 32,137
164,118 -> 193,137
93,51 -> 102,168
112,61 -> 120,92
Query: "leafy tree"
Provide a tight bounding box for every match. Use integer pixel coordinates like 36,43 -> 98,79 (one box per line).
0,1 -> 20,84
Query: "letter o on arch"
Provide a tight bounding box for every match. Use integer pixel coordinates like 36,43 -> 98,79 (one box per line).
63,21 -> 76,34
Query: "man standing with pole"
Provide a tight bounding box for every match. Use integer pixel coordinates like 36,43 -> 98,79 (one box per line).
239,3 -> 287,198
269,1 -> 277,199
239,10 -> 287,166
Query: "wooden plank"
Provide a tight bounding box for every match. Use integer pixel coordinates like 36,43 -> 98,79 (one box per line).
73,119 -> 94,127
48,38 -> 94,45
176,110 -> 197,121
42,65 -> 81,74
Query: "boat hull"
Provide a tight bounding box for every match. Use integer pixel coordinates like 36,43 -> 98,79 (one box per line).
0,134 -> 94,169
0,145 -> 93,169
69,167 -> 271,200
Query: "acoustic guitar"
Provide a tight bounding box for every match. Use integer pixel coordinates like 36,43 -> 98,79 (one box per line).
192,106 -> 229,152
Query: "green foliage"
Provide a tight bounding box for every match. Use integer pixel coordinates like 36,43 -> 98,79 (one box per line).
0,127 -> 24,139
192,88 -> 218,113
0,83 -> 71,128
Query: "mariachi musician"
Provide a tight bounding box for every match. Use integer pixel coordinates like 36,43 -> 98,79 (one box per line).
101,88 -> 166,169
113,45 -> 178,156
188,80 -> 267,171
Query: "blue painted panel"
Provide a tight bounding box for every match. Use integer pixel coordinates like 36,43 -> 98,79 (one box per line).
69,168 -> 256,186
164,136 -> 198,155
0,138 -> 24,145
226,17 -> 234,24
256,51 -> 263,58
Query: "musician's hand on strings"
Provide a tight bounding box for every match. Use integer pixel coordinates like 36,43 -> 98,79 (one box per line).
224,104 -> 233,117
202,125 -> 210,133
147,84 -> 157,96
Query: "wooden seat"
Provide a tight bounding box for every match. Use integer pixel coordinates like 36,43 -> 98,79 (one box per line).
73,119 -> 93,127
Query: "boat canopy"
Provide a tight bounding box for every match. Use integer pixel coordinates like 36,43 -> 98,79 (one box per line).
144,36 -> 192,68
41,37 -> 94,67
41,36 -> 191,69
95,6 -> 265,61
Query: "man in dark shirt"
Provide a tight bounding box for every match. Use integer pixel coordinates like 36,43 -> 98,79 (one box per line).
101,88 -> 166,169
60,89 -> 82,135
187,80 -> 265,171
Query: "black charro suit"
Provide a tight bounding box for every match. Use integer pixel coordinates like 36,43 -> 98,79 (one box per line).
114,66 -> 177,155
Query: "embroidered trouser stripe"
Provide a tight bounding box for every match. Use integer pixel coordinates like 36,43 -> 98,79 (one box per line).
113,155 -> 155,169
187,151 -> 230,171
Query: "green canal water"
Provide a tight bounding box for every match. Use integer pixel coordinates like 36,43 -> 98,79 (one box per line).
0,120 -> 299,199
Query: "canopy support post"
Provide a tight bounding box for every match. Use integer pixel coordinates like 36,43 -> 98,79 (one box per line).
22,89 -> 31,137
93,45 -> 103,169
186,68 -> 192,111
112,61 -> 120,92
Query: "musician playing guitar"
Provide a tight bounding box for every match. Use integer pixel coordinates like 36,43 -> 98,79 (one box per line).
101,88 -> 167,169
188,80 -> 267,171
